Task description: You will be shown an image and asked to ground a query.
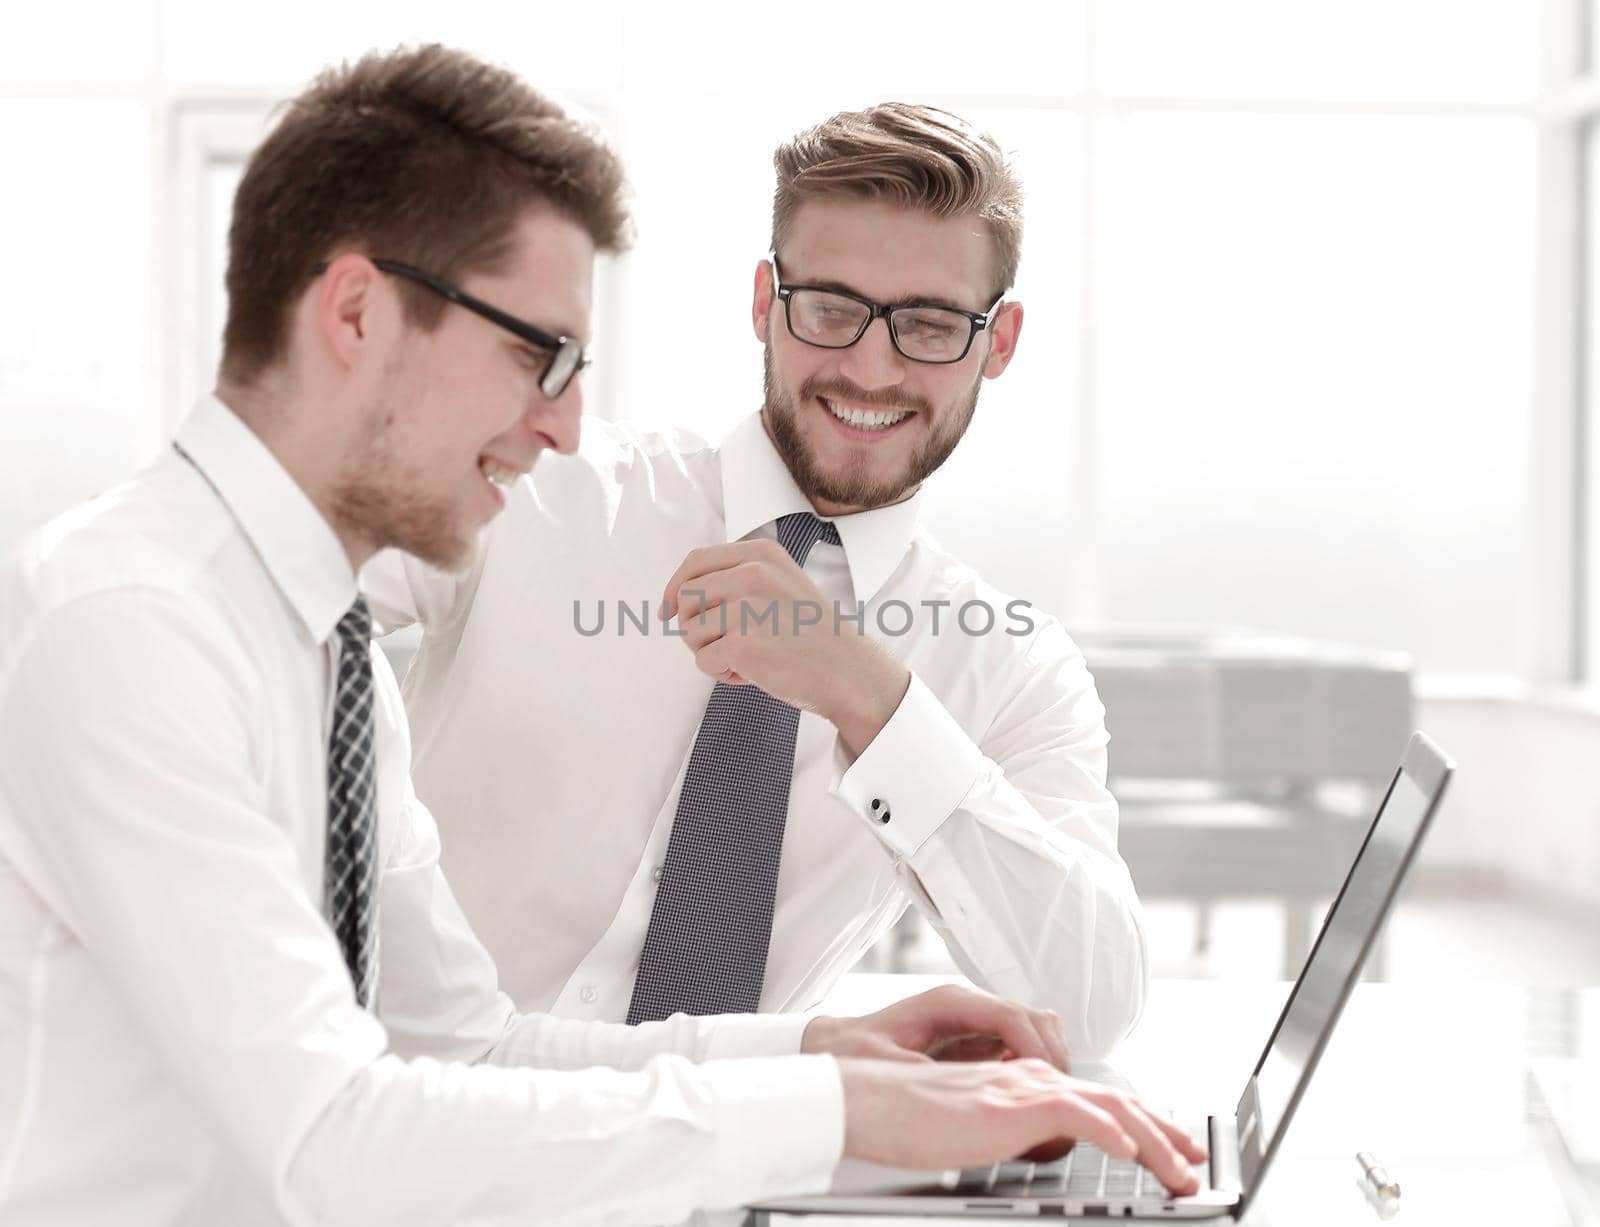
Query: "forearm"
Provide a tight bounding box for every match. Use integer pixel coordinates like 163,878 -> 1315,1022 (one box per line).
285,1051 -> 843,1227
482,1007 -> 815,1071
377,784 -> 816,1073
905,800 -> 1148,1060
832,670 -> 1147,1060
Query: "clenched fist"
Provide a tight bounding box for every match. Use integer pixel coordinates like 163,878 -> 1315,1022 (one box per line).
662,538 -> 909,754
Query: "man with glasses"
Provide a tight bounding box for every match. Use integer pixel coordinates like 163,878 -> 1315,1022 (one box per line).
367,103 -> 1147,1062
0,56 -> 1202,1224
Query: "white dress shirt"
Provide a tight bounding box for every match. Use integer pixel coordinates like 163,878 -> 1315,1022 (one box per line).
364,412 -> 1147,1060
0,397 -> 841,1227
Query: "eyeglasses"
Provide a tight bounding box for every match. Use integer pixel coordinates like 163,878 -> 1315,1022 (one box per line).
770,255 -> 1002,365
311,257 -> 589,399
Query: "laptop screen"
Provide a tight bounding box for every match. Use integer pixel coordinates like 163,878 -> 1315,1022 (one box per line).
1235,735 -> 1451,1199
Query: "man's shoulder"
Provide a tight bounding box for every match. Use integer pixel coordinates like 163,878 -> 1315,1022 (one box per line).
513,416 -> 725,531
546,416 -> 719,489
897,526 -> 1077,662
1,460 -> 236,657
903,527 -> 1048,617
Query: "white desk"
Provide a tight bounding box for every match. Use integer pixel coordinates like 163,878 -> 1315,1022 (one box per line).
770,974 -> 1600,1227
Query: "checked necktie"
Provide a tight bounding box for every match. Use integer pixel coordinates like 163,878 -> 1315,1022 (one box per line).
327,596 -> 380,1009
626,512 -> 843,1023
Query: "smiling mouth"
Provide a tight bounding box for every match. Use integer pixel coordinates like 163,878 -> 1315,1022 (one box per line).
818,396 -> 916,432
478,455 -> 525,489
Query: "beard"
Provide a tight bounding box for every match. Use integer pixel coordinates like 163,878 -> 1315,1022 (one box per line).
761,339 -> 981,512
328,385 -> 477,572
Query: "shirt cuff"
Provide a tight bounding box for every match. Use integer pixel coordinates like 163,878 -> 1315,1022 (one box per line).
700,1009 -> 816,1060
701,1053 -> 845,1206
831,671 -> 984,859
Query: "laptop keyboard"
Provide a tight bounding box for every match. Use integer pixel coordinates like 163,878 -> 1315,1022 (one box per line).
957,1143 -> 1158,1201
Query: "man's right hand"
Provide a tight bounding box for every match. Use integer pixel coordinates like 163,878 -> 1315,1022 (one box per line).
837,1057 -> 1205,1196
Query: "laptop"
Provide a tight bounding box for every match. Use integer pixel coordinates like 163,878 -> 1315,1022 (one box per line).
753,731 -> 1454,1222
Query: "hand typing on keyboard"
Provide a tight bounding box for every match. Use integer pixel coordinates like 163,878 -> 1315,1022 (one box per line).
959,1139 -> 1199,1200
835,1058 -> 1206,1196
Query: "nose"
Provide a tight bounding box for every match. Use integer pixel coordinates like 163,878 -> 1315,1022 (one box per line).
530,379 -> 583,455
837,317 -> 907,392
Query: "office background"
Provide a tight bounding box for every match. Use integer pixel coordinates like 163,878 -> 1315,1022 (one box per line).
2,0 -> 1596,984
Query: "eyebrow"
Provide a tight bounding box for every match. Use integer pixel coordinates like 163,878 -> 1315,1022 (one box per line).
792,274 -> 977,315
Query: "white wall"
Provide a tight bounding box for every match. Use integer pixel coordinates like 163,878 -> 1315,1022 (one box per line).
1417,690 -> 1600,914
0,95 -> 164,550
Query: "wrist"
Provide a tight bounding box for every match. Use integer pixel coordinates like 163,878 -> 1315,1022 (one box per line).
823,646 -> 910,757
801,1013 -> 842,1055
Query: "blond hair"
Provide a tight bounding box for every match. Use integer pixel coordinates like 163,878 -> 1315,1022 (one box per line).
771,103 -> 1022,298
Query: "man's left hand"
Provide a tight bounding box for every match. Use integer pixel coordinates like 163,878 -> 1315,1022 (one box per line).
799,983 -> 1073,1074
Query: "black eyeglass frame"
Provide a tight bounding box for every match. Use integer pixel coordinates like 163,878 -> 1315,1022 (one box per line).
311,257 -> 589,399
770,254 -> 1004,365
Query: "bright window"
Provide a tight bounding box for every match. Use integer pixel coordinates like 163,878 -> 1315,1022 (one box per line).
0,1 -> 1555,682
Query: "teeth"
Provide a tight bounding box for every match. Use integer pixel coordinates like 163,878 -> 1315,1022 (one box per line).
825,400 -> 909,431
478,457 -> 518,487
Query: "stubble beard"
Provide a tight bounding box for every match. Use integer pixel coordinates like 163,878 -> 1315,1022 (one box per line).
761,339 -> 981,512
328,390 -> 477,572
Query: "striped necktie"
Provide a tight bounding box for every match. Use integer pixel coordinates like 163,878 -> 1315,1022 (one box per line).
327,596 -> 380,1009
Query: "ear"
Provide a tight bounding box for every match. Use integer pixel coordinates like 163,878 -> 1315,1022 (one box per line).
312,253 -> 388,372
752,258 -> 776,342
981,300 -> 1024,379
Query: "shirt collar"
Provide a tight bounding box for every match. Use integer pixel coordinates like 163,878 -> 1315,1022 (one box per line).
175,394 -> 358,646
718,410 -> 924,603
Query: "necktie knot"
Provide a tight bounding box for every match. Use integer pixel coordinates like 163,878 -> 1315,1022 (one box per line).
774,512 -> 841,566
335,596 -> 372,651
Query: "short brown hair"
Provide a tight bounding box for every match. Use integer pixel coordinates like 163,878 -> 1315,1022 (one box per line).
771,103 -> 1023,299
222,44 -> 630,385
